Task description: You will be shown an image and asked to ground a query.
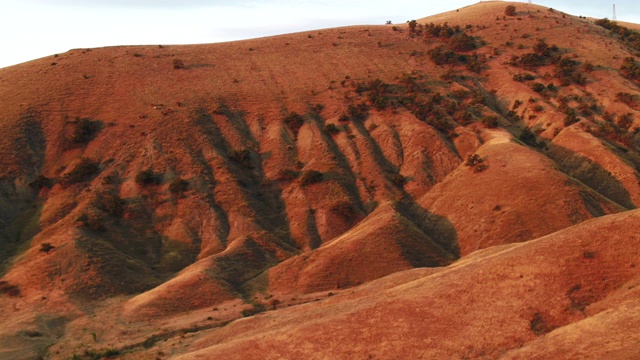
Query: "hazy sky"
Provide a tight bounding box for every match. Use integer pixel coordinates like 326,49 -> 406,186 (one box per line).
1,0 -> 639,69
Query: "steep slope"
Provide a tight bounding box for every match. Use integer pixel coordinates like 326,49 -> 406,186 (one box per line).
1,1 -> 640,359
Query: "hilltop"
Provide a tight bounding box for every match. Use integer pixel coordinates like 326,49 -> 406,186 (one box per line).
1,1 -> 640,359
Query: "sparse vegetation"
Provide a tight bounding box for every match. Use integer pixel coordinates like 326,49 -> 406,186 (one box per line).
595,18 -> 640,53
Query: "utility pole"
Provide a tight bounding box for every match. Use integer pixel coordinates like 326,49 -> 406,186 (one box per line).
613,4 -> 617,21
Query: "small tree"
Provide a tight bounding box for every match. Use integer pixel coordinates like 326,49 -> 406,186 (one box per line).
505,5 -> 516,16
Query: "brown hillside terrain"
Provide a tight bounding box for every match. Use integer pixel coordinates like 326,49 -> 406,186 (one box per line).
1,1 -> 640,359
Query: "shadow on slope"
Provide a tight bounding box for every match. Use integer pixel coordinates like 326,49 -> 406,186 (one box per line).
263,201 -> 458,295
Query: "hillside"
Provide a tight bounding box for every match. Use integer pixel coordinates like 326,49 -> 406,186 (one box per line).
1,1 -> 640,359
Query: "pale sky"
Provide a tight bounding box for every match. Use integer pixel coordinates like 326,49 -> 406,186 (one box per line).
1,0 -> 639,69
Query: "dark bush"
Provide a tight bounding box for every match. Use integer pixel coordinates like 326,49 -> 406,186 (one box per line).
449,32 -> 476,52
620,57 -> 640,81
0,281 -> 20,297
135,168 -> 161,186
283,112 -> 305,134
324,123 -> 341,135
481,115 -> 500,128
40,243 -> 55,253
300,170 -> 323,186
617,112 -> 634,130
513,73 -> 535,82
531,82 -> 546,93
391,173 -> 406,187
71,117 -> 102,144
616,92 -> 636,105
348,104 -> 369,122
229,149 -> 252,168
465,154 -> 483,167
505,5 -> 516,16
173,59 -> 185,69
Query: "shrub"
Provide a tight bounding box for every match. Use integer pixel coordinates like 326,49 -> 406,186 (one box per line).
391,174 -> 406,187
300,170 -> 323,186
173,59 -> 185,69
169,177 -> 189,193
40,243 -> 55,253
530,312 -> 549,335
531,82 -> 546,93
513,73 -> 535,82
465,154 -> 483,167
324,123 -> 341,135
519,127 -> 541,147
229,149 -> 252,168
347,104 -> 369,122
616,92 -> 636,105
135,168 -> 161,186
481,115 -> 500,128
61,158 -> 100,185
505,5 -> 516,16
449,32 -> 476,52
0,281 -> 20,297
71,117 -> 102,144
617,112 -> 634,130
620,57 -> 640,81
283,112 -> 305,134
